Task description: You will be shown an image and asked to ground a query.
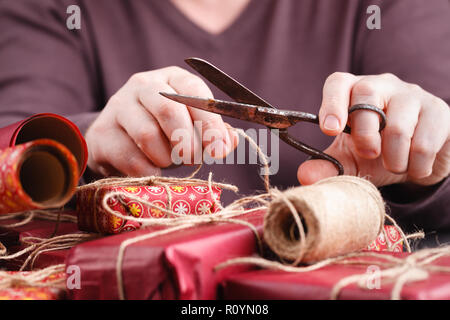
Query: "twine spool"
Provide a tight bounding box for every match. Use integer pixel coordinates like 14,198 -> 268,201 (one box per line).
264,175 -> 386,264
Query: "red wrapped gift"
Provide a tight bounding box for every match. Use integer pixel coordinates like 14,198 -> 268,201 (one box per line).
0,113 -> 87,177
65,210 -> 264,300
0,211 -> 79,270
0,139 -> 79,214
221,251 -> 450,300
0,268 -> 66,300
77,184 -> 222,234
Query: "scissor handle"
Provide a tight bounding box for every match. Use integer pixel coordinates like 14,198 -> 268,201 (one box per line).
278,129 -> 346,175
280,104 -> 386,175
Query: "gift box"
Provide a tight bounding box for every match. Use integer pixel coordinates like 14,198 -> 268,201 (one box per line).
0,211 -> 79,270
65,210 -> 265,300
0,139 -> 79,214
221,251 -> 450,300
0,113 -> 87,176
77,184 -> 222,234
0,269 -> 66,300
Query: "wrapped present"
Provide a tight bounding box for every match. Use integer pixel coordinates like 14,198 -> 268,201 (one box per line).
0,113 -> 87,176
77,184 -> 222,234
0,139 -> 79,214
0,267 -> 66,300
66,210 -> 265,300
0,211 -> 79,270
221,249 -> 450,300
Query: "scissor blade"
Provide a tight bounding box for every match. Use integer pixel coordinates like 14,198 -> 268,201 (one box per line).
160,92 -> 297,129
160,92 -> 257,121
185,57 -> 276,109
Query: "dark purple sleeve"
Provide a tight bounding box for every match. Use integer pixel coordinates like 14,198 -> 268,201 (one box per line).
0,0 -> 100,134
353,0 -> 450,231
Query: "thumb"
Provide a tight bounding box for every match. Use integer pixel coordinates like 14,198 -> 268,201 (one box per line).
297,136 -> 354,185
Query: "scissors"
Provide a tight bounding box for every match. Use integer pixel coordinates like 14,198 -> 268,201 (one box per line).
160,58 -> 386,175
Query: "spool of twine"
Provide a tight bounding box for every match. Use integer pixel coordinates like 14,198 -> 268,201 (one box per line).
263,175 -> 386,264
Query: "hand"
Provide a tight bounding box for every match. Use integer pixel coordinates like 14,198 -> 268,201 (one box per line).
297,72 -> 450,187
85,66 -> 238,177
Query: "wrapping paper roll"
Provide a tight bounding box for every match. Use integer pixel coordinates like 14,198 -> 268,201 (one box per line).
0,139 -> 79,214
0,114 -> 87,176
264,176 -> 385,263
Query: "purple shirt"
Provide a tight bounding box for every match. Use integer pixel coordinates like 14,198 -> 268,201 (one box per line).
0,0 -> 449,232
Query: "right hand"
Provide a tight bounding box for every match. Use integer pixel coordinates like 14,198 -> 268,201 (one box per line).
85,66 -> 238,177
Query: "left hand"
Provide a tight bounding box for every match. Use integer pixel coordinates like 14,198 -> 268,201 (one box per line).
297,72 -> 450,187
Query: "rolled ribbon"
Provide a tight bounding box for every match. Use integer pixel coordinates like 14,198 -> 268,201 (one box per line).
0,139 -> 79,214
264,176 -> 385,264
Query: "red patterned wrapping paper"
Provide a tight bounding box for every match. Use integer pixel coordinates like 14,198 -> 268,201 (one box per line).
0,139 -> 79,214
221,252 -> 450,300
0,113 -> 87,177
77,184 -> 222,234
0,271 -> 66,300
367,225 -> 403,252
66,210 -> 265,300
0,211 -> 79,270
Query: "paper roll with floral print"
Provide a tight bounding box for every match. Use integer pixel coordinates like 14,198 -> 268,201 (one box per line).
0,139 -> 79,214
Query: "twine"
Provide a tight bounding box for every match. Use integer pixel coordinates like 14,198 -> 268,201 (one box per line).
0,233 -> 99,271
86,128 -> 418,300
216,243 -> 450,300
0,128 -> 426,300
0,264 -> 66,290
0,210 -> 77,228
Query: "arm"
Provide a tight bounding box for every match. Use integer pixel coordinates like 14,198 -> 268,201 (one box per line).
355,0 -> 450,231
298,0 -> 450,231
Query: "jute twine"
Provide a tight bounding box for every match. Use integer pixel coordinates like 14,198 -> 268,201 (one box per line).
0,128 -> 432,299
215,243 -> 450,300
0,129 -> 271,295
0,264 -> 66,290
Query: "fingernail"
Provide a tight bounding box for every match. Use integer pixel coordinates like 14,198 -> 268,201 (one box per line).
324,115 -> 340,131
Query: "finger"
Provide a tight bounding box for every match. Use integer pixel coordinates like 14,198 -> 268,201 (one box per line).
381,94 -> 420,173
319,72 -> 358,136
92,128 -> 160,177
297,136 -> 357,185
167,70 -> 235,158
138,81 -> 199,161
349,77 -> 388,159
114,96 -> 173,168
408,102 -> 449,179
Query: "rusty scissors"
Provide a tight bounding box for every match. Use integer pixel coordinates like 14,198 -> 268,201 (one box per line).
160,58 -> 386,175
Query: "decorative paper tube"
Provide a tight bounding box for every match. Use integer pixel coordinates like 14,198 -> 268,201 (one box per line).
263,175 -> 385,263
0,114 -> 88,176
0,139 -> 79,214
77,185 -> 222,234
